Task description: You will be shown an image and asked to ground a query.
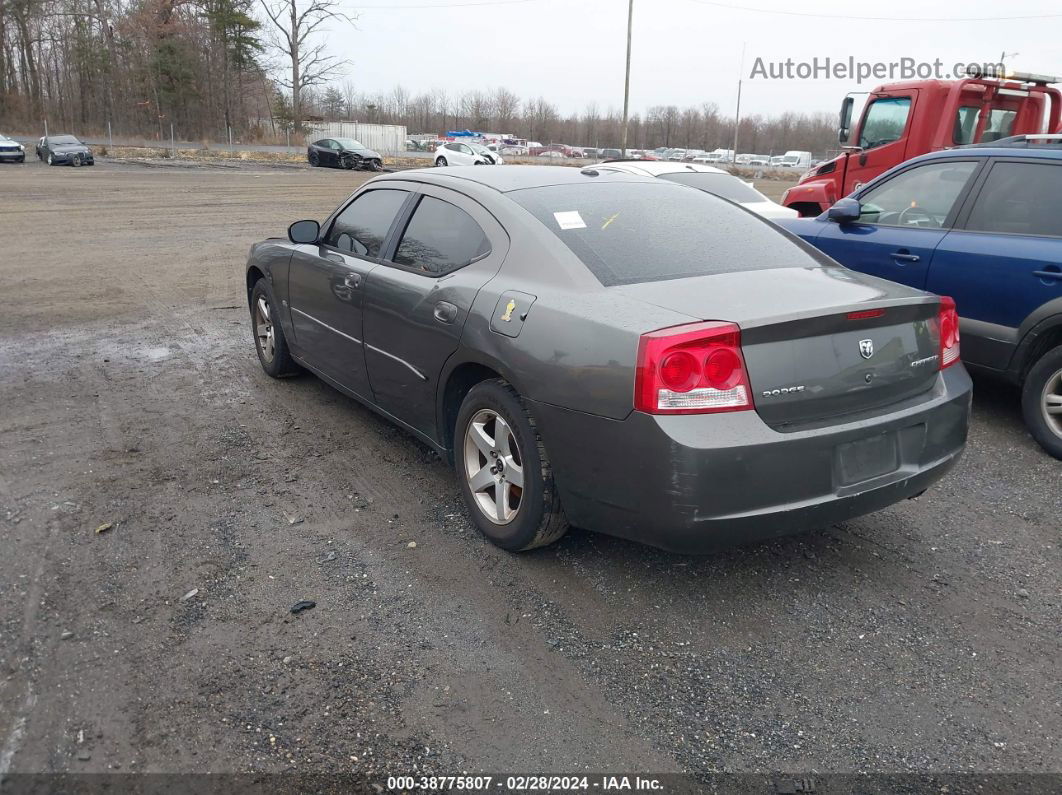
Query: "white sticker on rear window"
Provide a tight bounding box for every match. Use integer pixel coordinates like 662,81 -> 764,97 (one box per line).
553,211 -> 586,230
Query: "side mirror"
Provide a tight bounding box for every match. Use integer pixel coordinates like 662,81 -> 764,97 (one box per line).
827,197 -> 862,223
288,219 -> 320,244
838,96 -> 854,144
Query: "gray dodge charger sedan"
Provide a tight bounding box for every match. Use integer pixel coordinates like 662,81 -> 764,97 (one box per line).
246,166 -> 972,553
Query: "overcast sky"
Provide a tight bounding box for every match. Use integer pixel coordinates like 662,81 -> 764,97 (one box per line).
313,0 -> 1062,124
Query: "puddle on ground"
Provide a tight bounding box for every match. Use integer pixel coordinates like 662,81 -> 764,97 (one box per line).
143,347 -> 172,361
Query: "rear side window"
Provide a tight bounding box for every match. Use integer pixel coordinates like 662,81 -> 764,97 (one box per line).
509,182 -> 822,286
987,109 -> 1017,142
326,189 -> 408,258
953,106 -> 981,145
964,162 -> 1062,237
392,196 -> 490,276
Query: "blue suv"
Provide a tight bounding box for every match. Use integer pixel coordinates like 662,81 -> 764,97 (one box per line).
778,135 -> 1062,458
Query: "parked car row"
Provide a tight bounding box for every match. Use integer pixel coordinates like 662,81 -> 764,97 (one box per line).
245,164 -> 974,554
591,160 -> 798,220
0,133 -> 96,166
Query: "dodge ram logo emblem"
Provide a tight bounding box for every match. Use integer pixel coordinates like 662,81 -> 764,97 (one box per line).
859,339 -> 874,359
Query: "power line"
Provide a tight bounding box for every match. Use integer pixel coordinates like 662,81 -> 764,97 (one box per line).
352,0 -> 538,9
684,0 -> 1062,22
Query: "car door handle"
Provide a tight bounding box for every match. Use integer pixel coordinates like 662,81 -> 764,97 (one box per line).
343,272 -> 362,289
1032,268 -> 1061,281
433,301 -> 458,324
890,251 -> 920,263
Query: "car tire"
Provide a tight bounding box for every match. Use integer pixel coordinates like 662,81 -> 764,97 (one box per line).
46,153 -> 54,166
250,279 -> 300,378
308,151 -> 319,167
1022,345 -> 1062,460
455,379 -> 569,551
367,159 -> 381,171
436,156 -> 447,167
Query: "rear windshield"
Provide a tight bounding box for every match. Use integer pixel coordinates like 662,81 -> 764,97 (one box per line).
656,172 -> 765,203
510,182 -> 819,286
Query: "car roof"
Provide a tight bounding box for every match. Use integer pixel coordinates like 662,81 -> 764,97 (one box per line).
908,137 -> 1062,164
596,160 -> 728,176
380,165 -> 660,193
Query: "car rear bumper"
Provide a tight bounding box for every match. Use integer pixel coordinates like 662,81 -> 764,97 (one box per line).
530,366 -> 972,553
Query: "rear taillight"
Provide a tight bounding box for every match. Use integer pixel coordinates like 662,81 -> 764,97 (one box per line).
938,296 -> 961,370
635,322 -> 753,414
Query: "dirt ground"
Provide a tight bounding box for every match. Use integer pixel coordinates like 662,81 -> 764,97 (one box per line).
0,159 -> 1059,785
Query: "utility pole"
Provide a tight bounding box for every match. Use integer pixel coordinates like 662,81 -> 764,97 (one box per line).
620,0 -> 634,158
731,42 -> 746,164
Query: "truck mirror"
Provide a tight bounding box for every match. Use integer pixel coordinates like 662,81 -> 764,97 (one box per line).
827,197 -> 861,223
838,96 -> 855,144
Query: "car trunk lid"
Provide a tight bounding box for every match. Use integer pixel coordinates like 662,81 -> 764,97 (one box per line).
613,267 -> 942,429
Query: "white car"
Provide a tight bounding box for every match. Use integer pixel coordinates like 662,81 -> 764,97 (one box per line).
434,141 -> 504,167
539,150 -> 567,159
0,133 -> 26,163
588,160 -> 798,220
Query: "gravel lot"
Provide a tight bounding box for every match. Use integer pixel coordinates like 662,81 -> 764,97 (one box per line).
0,159 -> 1059,784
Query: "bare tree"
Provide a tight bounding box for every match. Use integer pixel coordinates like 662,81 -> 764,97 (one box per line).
259,0 -> 353,132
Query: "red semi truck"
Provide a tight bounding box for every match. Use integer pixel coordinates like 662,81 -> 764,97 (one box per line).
782,70 -> 1062,216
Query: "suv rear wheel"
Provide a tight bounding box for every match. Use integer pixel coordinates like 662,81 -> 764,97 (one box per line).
1022,345 -> 1062,459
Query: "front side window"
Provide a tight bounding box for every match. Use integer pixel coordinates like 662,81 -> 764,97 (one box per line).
510,182 -> 823,286
857,160 -> 978,227
964,162 -> 1062,237
859,97 -> 912,149
325,189 -> 408,258
392,196 -> 490,276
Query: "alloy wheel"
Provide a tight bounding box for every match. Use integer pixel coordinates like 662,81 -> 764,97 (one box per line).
436,157 -> 447,167
1042,367 -> 1062,438
463,409 -> 524,525
255,296 -> 275,363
